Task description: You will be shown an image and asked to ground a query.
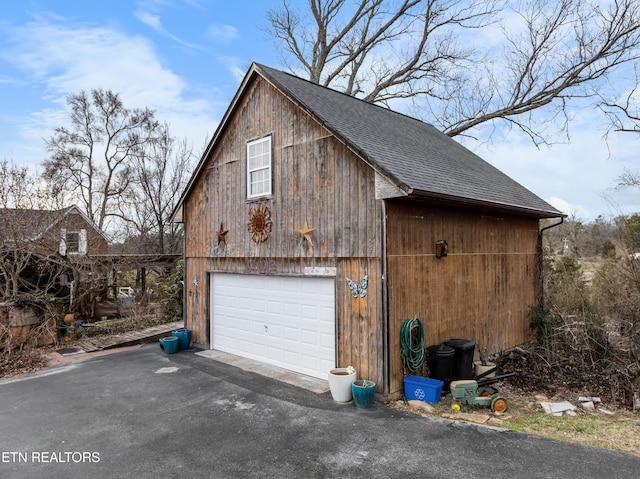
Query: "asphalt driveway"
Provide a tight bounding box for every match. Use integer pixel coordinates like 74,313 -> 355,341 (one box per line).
1,344 -> 638,478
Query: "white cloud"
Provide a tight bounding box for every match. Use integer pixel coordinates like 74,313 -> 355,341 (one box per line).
0,16 -> 218,165
3,19 -> 184,104
134,8 -> 201,49
546,197 -> 587,219
218,56 -> 249,82
135,10 -> 163,32
462,110 -> 640,221
207,24 -> 239,45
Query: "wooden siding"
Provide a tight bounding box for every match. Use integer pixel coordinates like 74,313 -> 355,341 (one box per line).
385,200 -> 540,394
182,76 -> 385,389
336,258 -> 383,387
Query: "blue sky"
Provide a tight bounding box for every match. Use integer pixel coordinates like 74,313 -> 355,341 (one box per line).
1,0 -> 639,221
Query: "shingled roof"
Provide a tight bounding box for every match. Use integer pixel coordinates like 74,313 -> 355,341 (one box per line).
174,63 -> 563,220
0,205 -> 107,243
256,64 -> 561,218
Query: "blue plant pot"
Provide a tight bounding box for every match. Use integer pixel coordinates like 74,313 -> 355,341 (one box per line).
171,329 -> 192,350
352,380 -> 376,408
159,336 -> 179,354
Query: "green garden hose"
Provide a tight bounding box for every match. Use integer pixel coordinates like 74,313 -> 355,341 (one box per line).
400,317 -> 425,373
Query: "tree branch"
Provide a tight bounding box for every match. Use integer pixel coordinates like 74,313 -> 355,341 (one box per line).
267,0 -> 640,145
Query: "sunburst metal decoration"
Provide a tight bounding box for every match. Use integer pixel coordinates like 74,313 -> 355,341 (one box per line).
247,203 -> 272,243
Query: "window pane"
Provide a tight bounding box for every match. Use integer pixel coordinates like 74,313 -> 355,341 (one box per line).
248,156 -> 263,171
66,232 -> 79,253
250,169 -> 270,195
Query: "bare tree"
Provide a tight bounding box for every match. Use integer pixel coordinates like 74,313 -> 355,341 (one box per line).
117,123 -> 195,254
267,0 -> 640,144
616,168 -> 640,192
0,160 -> 59,210
0,161 -> 67,299
543,210 -> 587,258
268,0 -> 499,99
583,215 -> 616,257
599,63 -> 640,134
43,89 -> 160,231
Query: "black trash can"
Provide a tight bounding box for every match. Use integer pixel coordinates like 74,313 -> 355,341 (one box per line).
426,344 -> 455,383
444,339 -> 476,380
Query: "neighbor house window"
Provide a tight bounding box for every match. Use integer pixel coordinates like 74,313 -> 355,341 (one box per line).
66,232 -> 80,253
60,229 -> 87,256
247,136 -> 272,198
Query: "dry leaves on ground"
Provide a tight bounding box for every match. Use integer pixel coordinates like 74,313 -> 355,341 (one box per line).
0,349 -> 48,378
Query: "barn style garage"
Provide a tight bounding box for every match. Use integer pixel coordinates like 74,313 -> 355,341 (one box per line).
172,63 -> 563,396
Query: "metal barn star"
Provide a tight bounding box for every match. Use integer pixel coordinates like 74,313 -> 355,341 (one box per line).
297,221 -> 316,246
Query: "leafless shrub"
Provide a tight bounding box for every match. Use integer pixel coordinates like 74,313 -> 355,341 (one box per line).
592,258 -> 640,366
519,255 -> 640,407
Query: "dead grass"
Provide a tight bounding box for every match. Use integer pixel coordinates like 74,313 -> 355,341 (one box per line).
0,348 -> 48,378
499,385 -> 640,456
82,312 -> 172,337
391,381 -> 640,457
503,409 -> 640,455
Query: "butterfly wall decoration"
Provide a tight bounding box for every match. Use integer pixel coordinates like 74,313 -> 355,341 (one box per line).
346,275 -> 369,298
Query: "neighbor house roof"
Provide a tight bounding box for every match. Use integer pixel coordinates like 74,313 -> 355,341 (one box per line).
0,205 -> 108,243
173,63 -> 563,220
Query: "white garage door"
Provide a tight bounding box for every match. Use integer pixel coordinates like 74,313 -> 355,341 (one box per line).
210,273 -> 336,379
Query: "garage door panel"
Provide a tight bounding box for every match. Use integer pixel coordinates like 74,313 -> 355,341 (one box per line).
320,331 -> 334,345
211,274 -> 335,379
267,300 -> 281,314
283,326 -> 299,341
284,351 -> 299,365
252,298 -> 266,312
268,324 -> 283,337
282,301 -> 299,316
300,328 -> 319,345
300,304 -> 318,318
266,344 -> 283,359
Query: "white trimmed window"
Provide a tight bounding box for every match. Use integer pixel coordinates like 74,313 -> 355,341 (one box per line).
247,136 -> 272,198
66,231 -> 80,253
60,229 -> 87,256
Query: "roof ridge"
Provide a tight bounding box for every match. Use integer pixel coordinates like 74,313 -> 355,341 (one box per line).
254,63 -> 437,131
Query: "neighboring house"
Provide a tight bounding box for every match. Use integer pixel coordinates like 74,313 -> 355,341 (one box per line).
0,205 -> 108,300
0,205 -> 108,258
172,63 -> 564,396
0,205 -> 109,345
